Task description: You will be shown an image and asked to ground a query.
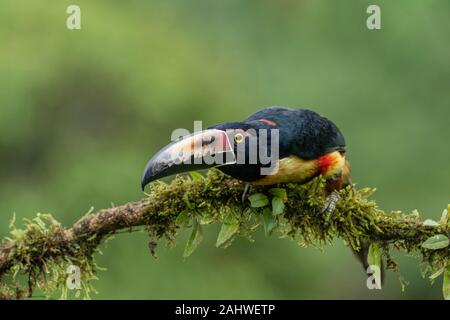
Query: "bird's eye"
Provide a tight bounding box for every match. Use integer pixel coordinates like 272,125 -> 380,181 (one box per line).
234,133 -> 244,144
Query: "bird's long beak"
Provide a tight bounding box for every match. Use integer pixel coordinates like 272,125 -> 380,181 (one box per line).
141,129 -> 236,190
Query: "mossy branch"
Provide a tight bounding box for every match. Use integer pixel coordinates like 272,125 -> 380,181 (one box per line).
0,169 -> 449,299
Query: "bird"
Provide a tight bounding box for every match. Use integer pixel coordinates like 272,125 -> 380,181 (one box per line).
141,107 -> 349,190
141,106 -> 382,283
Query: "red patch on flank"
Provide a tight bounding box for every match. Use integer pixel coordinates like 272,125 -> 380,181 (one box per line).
318,154 -> 336,175
258,118 -> 277,127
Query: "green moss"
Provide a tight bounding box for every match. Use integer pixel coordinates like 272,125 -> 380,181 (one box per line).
1,169 -> 449,299
1,214 -> 99,299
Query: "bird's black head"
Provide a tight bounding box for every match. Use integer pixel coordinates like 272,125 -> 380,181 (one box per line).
140,120 -> 280,190
207,121 -> 279,182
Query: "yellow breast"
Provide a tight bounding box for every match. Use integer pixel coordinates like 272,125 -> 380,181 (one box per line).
253,151 -> 345,185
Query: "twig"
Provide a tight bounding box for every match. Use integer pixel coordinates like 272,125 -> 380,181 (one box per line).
0,170 -> 448,299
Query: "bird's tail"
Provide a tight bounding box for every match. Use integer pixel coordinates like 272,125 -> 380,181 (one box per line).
351,240 -> 385,287
341,159 -> 385,286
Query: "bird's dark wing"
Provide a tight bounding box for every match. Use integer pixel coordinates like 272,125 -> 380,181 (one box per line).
245,107 -> 346,160
288,109 -> 346,160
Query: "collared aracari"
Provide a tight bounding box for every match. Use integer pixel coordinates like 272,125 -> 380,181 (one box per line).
141,106 -> 380,281
141,107 -> 349,189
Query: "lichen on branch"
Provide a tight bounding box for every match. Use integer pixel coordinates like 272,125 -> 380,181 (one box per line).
0,169 -> 449,299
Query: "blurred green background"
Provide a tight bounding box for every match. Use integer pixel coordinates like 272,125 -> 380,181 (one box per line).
1,0 -> 449,299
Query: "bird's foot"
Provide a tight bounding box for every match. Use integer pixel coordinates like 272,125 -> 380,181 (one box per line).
242,183 -> 250,203
322,191 -> 341,224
